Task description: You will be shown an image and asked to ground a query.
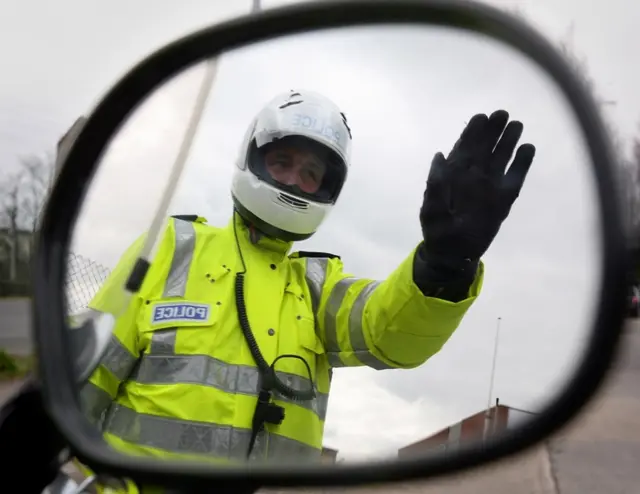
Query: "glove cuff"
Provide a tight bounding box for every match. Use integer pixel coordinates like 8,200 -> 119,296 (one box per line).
412,243 -> 479,302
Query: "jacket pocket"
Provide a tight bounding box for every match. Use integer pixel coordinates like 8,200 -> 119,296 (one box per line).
299,319 -> 325,356
282,316 -> 323,390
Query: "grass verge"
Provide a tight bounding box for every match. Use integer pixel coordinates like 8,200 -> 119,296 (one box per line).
0,349 -> 35,381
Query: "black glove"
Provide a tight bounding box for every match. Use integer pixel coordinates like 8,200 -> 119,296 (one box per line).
414,109 -> 535,301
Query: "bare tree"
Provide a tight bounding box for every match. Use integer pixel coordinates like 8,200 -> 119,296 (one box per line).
0,153 -> 55,284
21,152 -> 56,232
0,153 -> 55,232
0,173 -> 21,281
0,117 -> 86,290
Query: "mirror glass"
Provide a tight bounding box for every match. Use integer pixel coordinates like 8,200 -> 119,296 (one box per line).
65,24 -> 602,469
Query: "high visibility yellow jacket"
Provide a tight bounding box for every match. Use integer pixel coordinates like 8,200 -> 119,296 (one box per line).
78,212 -> 483,482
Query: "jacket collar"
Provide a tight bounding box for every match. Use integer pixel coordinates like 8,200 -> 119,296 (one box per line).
226,212 -> 294,257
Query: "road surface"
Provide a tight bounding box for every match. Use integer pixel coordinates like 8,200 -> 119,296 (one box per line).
545,318 -> 640,494
0,298 -> 32,356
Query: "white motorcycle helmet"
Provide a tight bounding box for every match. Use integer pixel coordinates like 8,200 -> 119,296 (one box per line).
231,90 -> 353,241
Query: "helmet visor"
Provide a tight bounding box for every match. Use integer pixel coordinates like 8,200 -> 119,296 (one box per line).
248,135 -> 347,204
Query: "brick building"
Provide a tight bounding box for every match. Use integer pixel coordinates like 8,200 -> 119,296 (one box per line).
320,446 -> 339,463
398,401 -> 537,458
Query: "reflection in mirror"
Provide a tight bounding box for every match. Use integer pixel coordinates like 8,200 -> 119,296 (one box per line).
66,24 -> 602,477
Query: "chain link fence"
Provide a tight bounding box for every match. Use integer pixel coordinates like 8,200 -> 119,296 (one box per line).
64,252 -> 112,314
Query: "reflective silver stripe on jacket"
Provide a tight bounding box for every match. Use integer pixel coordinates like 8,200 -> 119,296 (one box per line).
304,257 -> 329,317
163,218 -> 197,298
306,259 -> 392,370
80,381 -> 113,426
304,257 -> 334,382
83,357 -> 329,429
130,353 -> 329,420
79,333 -> 139,425
103,404 -> 321,463
99,334 -> 139,381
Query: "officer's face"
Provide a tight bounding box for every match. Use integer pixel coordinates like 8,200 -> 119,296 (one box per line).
264,146 -> 326,194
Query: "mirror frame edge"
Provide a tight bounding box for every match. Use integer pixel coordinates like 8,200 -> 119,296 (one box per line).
32,0 -> 628,490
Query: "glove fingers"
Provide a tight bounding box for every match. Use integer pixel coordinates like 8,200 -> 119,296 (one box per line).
503,143 -> 536,197
449,113 -> 488,157
424,152 -> 453,215
427,152 -> 447,183
481,110 -> 510,158
492,120 -> 524,176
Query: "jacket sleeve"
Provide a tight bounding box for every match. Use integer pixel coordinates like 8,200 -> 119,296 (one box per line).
314,243 -> 484,370
77,228 -> 158,427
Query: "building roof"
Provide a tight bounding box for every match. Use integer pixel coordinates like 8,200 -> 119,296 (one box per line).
399,401 -> 534,452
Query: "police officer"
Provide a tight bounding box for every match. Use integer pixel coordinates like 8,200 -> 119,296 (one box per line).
77,90 -> 534,489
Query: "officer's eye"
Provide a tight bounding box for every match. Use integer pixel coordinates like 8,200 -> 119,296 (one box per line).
268,151 -> 294,166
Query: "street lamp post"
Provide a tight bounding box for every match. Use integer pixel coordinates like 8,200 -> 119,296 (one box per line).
483,316 -> 502,441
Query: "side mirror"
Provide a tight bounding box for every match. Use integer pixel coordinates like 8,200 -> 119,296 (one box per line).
32,1 -> 629,493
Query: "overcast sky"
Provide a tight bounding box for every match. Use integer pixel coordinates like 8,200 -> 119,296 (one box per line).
1,0 -> 637,464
